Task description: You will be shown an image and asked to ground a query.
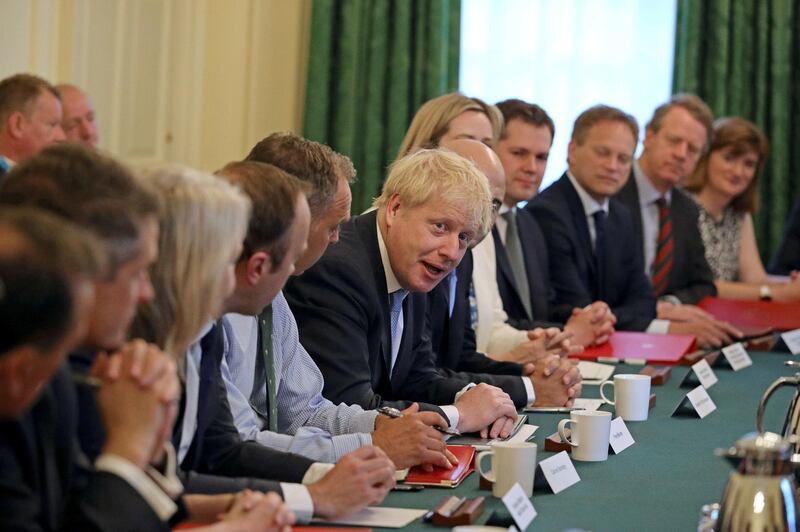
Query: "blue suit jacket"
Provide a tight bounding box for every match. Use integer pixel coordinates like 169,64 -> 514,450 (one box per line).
285,210 -> 466,414
427,250 -> 528,406
529,174 -> 656,331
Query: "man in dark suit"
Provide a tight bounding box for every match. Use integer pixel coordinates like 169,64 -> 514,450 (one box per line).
528,105 -> 656,331
286,149 -> 521,437
430,138 -> 582,408
0,204 -> 178,530
770,194 -> 800,275
0,74 -> 65,178
493,99 -> 615,348
616,94 -> 742,348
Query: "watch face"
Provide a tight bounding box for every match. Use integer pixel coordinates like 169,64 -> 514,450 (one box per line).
378,406 -> 403,418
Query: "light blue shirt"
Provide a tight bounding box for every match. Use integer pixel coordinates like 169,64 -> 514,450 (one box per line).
221,291 -> 378,463
566,171 -> 609,250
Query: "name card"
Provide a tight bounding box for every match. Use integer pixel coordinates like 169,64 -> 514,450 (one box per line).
692,358 -> 718,389
781,329 -> 800,355
538,451 -> 580,494
687,385 -> 717,418
608,416 -> 635,454
721,342 -> 753,371
572,398 -> 604,411
501,482 -> 536,531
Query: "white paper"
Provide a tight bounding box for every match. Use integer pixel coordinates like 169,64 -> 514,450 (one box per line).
572,398 -> 604,411
691,358 -> 718,389
721,342 -> 753,371
501,483 -> 537,531
687,385 -> 717,419
608,416 -> 635,454
577,361 -> 615,385
312,507 -> 427,528
472,424 -> 539,451
782,329 -> 800,355
539,451 -> 580,494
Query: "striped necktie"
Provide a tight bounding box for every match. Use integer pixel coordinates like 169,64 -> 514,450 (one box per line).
651,197 -> 674,296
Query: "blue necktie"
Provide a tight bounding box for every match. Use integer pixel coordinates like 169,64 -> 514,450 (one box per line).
389,289 -> 407,375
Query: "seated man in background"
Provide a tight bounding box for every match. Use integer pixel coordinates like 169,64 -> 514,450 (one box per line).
56,83 -> 99,148
488,99 -> 615,356
616,94 -> 742,348
218,159 -> 454,469
0,73 -> 65,177
528,105 -> 656,331
286,149 -> 520,438
430,138 -> 582,407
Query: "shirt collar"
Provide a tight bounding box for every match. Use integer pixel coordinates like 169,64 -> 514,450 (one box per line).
633,159 -> 671,205
0,156 -> 15,172
498,203 -> 515,216
566,170 -> 609,216
376,215 -> 403,295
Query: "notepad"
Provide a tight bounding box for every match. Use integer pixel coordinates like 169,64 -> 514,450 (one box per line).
577,361 -> 615,385
312,507 -> 427,528
404,445 -> 475,487
446,414 -> 529,448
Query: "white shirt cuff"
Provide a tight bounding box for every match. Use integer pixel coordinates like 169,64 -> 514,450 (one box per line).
520,376 -> 535,404
280,483 -> 314,524
302,462 -> 335,485
95,453 -> 177,522
440,405 -> 460,429
646,319 -> 671,334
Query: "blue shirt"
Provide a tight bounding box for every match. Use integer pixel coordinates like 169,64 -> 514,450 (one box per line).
220,291 -> 378,463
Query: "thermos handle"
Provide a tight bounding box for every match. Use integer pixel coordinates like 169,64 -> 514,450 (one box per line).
756,377 -> 800,433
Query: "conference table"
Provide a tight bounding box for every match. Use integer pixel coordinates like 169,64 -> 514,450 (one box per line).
377,350 -> 798,531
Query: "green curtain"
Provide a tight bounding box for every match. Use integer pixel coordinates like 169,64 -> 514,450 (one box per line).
673,0 -> 800,261
303,0 -> 461,213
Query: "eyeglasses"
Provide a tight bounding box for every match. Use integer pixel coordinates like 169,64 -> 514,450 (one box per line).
492,198 -> 503,213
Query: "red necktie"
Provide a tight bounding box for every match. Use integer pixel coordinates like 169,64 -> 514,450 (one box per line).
652,198 -> 673,296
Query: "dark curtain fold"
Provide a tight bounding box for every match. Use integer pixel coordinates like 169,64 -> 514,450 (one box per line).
303,0 -> 461,213
673,0 -> 800,260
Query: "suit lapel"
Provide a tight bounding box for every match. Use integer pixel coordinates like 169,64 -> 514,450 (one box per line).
558,176 -> 597,282
619,175 -> 644,252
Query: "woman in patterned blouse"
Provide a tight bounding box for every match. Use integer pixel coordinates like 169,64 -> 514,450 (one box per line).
684,117 -> 800,301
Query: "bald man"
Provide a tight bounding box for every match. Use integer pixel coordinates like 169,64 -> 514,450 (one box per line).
428,139 -> 582,408
56,84 -> 98,148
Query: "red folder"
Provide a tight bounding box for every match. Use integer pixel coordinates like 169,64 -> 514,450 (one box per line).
699,297 -> 800,331
404,445 -> 475,487
571,331 -> 696,365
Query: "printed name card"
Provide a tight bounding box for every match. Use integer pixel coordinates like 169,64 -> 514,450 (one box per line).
692,359 -> 718,389
538,451 -> 580,494
687,385 -> 717,418
781,329 -> 800,355
721,342 -> 753,371
608,417 -> 635,454
501,483 -> 536,531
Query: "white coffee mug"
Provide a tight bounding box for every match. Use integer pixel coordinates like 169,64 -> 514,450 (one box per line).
557,410 -> 611,462
476,441 -> 537,498
600,374 -> 651,421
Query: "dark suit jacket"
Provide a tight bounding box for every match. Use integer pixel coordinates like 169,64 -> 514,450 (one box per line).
427,250 -> 528,406
0,366 -> 169,531
284,210 -> 471,413
176,323 -> 313,494
616,173 -> 716,304
769,194 -> 800,274
494,208 -> 567,327
529,174 -> 656,331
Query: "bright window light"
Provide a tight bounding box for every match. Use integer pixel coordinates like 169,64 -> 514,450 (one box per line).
460,0 -> 677,192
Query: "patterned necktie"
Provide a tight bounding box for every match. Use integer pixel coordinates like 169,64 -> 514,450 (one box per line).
389,289 -> 407,376
592,210 -> 607,301
257,305 -> 278,431
502,210 -> 532,317
651,197 -> 674,296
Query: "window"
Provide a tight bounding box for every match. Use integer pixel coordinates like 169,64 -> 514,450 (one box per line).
460,0 -> 677,190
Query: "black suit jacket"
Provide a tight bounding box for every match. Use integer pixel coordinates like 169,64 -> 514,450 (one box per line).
529,174 -> 656,331
175,324 -> 313,494
285,210 -> 470,413
769,194 -> 800,274
494,208 -> 567,327
0,366 -> 169,531
427,250 -> 528,406
616,173 -> 716,304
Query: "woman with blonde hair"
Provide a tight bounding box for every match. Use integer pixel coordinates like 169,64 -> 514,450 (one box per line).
397,92 -> 503,158
132,166 -> 296,531
685,117 -> 800,301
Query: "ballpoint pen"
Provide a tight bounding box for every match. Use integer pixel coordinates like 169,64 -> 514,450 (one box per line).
377,406 -> 461,436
